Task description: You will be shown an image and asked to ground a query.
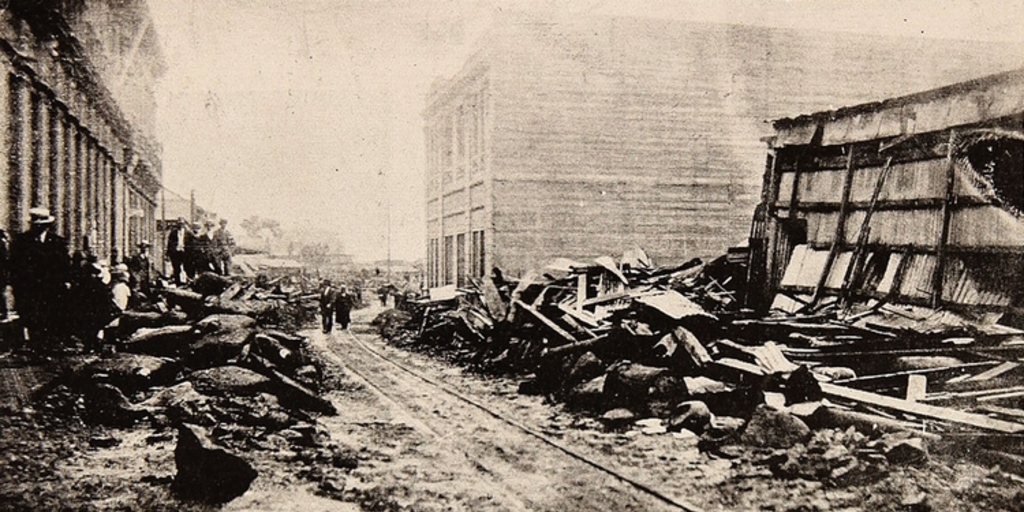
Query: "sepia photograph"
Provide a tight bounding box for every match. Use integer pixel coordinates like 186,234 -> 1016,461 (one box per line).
1,0 -> 1023,510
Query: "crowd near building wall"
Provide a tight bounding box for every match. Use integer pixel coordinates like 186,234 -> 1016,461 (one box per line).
0,1 -> 163,262
424,14 -> 1024,284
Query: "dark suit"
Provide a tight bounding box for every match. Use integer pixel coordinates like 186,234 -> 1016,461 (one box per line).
319,286 -> 337,333
166,226 -> 192,284
10,229 -> 71,342
334,291 -> 352,330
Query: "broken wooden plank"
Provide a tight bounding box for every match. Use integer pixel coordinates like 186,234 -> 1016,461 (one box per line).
906,375 -> 927,402
673,326 -> 712,367
965,361 -> 1021,382
820,382 -> 1024,433
513,299 -> 577,344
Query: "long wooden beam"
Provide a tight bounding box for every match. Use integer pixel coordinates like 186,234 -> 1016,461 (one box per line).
820,382 -> 1024,433
809,145 -> 855,308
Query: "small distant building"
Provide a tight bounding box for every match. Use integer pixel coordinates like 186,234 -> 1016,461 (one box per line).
747,67 -> 1024,312
423,14 -> 1023,286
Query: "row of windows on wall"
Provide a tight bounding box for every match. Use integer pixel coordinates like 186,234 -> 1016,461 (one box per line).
427,87 -> 487,193
427,229 -> 486,288
2,72 -> 155,260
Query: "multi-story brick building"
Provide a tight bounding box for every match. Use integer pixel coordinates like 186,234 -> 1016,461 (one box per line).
0,0 -> 164,261
423,14 -> 1023,285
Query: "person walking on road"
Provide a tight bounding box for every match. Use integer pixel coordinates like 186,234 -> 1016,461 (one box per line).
335,285 -> 353,330
319,279 -> 337,333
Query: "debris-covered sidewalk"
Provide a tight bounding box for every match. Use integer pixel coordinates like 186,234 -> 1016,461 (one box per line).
374,249 -> 1024,506
0,271 -> 359,509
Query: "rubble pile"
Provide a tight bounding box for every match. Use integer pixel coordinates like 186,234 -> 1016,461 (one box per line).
36,272 -> 345,504
375,249 -> 1024,484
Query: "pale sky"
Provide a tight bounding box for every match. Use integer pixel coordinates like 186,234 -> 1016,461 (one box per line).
146,0 -> 1024,262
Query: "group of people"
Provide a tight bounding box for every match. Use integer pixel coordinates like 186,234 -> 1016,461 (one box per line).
318,279 -> 354,333
0,208 -> 154,351
166,217 -> 234,284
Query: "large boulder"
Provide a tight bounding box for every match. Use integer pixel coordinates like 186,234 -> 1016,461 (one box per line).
667,400 -> 713,434
82,383 -> 147,426
121,325 -> 194,357
78,353 -> 179,393
564,375 -> 608,412
741,404 -> 812,449
190,272 -> 234,297
189,366 -> 272,397
173,423 -> 257,503
138,382 -> 211,425
189,315 -> 257,368
603,361 -> 684,412
562,351 -> 605,390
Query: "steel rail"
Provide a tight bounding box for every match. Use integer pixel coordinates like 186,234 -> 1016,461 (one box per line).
337,328 -> 706,512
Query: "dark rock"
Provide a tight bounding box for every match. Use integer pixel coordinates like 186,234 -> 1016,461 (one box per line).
563,351 -> 605,390
79,353 -> 179,393
138,382 -> 210,422
83,383 -> 147,426
174,423 -> 257,503
121,325 -> 194,357
191,272 -> 234,297
252,333 -> 301,368
119,310 -> 190,332
600,408 -> 637,430
189,366 -> 271,397
783,365 -> 823,405
700,386 -> 765,419
883,436 -> 928,465
89,434 -> 121,448
563,375 -> 607,411
667,400 -> 712,434
189,315 -> 257,368
603,361 -> 684,412
741,405 -> 811,449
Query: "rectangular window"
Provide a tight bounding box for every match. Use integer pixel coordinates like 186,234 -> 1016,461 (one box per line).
456,233 -> 466,286
443,235 -> 454,285
477,230 -> 486,278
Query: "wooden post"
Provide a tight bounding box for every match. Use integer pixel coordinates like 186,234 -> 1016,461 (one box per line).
840,156 -> 893,308
932,131 -> 958,308
810,145 -> 856,308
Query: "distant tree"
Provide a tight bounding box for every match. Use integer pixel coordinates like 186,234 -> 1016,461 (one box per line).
299,242 -> 331,266
240,216 -> 283,254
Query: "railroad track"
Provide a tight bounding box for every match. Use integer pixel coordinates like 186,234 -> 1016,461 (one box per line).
317,325 -> 705,512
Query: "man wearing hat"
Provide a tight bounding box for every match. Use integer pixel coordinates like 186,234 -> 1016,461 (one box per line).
165,217 -> 192,284
10,207 -> 71,346
127,240 -> 154,301
212,218 -> 235,276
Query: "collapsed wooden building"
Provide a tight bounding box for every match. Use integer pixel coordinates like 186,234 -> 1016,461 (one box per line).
748,67 -> 1024,315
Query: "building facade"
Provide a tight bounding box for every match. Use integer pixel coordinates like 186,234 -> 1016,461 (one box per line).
0,1 -> 164,261
748,68 -> 1024,312
424,14 -> 1024,285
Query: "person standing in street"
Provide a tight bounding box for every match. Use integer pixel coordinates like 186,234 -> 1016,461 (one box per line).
127,241 -> 154,303
319,279 -> 337,333
335,285 -> 353,330
212,218 -> 235,276
10,208 -> 71,348
165,218 -> 191,285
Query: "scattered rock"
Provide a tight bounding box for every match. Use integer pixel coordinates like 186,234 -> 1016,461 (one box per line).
782,365 -> 822,405
121,325 -> 194,357
89,434 -> 121,448
563,375 -> 606,411
174,423 -> 257,503
667,400 -> 712,434
741,404 -> 811,449
883,436 -> 928,466
189,366 -> 271,397
189,315 -> 257,367
78,353 -> 179,393
563,351 -> 605,390
82,383 -> 147,426
600,408 -> 637,430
